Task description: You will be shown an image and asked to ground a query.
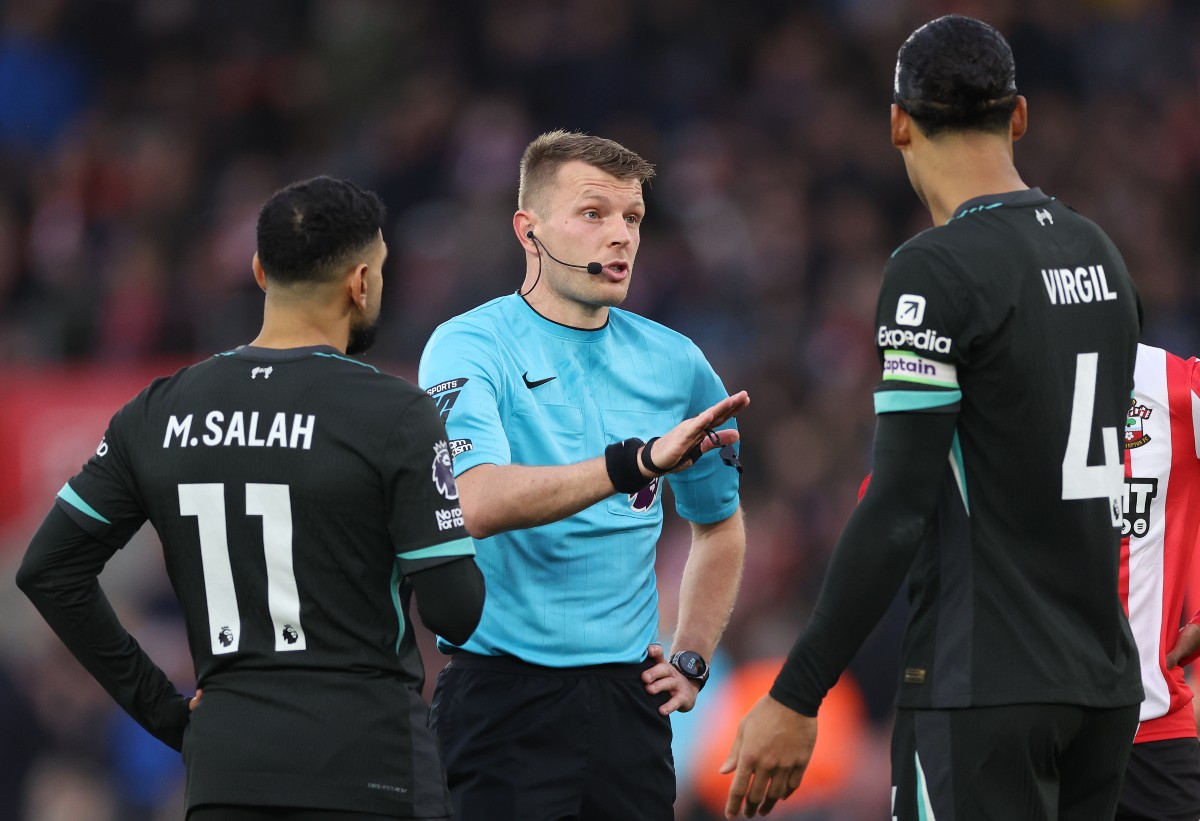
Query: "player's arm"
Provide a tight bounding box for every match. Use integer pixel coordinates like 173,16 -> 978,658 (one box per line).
16,505 -> 192,751
772,410 -> 954,710
456,391 -> 747,539
723,410 -> 956,818
410,558 -> 485,646
388,390 -> 488,646
643,507 -> 745,715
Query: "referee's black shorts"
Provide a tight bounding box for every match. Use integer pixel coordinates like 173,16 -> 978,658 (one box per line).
429,652 -> 674,821
891,703 -> 1139,821
1116,737 -> 1200,821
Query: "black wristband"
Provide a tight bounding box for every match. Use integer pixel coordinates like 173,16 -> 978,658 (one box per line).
640,437 -> 670,474
643,436 -> 706,474
606,438 -> 650,494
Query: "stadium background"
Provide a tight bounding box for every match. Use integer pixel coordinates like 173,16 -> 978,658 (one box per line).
1,0 -> 1199,818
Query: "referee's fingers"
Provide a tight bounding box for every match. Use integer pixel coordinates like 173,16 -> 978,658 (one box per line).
710,390 -> 750,426
700,428 -> 740,455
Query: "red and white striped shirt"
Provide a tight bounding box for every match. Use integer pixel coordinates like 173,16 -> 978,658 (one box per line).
1121,343 -> 1200,742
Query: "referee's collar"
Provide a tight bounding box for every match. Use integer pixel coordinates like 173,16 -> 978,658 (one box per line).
515,294 -> 611,342
949,187 -> 1051,222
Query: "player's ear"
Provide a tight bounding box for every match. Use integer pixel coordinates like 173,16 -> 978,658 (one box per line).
1010,95 -> 1028,143
348,263 -> 369,311
252,253 -> 268,293
891,104 -> 912,150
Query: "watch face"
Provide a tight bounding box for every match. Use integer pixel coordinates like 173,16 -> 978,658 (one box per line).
677,651 -> 706,677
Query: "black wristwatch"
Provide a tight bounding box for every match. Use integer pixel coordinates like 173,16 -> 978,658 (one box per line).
669,650 -> 710,690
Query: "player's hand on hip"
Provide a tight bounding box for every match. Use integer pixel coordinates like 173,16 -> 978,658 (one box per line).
1167,623 -> 1200,668
639,390 -> 750,477
721,695 -> 815,818
641,643 -> 698,715
189,688 -> 203,712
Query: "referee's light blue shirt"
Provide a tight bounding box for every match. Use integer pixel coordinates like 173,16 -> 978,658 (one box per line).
419,295 -> 740,666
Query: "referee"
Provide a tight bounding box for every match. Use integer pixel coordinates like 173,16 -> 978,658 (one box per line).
723,16 -> 1143,821
420,131 -> 748,821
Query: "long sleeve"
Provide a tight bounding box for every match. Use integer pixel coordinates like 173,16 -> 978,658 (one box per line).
411,557 -> 486,646
770,411 -> 957,715
16,505 -> 190,750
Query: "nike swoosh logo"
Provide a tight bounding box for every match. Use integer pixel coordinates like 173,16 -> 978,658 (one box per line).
522,372 -> 557,389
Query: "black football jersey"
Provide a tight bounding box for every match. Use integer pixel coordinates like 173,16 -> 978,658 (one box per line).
873,189 -> 1144,709
56,345 -> 474,816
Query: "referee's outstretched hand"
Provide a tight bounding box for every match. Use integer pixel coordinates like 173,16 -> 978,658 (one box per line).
721,695 -> 816,818
638,391 -> 749,477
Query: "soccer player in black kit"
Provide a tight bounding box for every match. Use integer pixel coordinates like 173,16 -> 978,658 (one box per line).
17,177 -> 484,821
722,16 -> 1143,821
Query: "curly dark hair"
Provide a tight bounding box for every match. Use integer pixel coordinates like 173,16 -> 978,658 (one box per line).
894,15 -> 1018,138
256,176 -> 386,286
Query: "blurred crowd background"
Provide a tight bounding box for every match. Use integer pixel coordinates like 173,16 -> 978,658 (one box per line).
2,0 -> 1200,818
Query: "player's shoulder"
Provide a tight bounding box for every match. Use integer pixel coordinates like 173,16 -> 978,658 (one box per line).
200,346 -> 421,402
888,189 -> 1075,286
303,353 -> 429,408
121,357 -> 217,412
883,228 -> 964,296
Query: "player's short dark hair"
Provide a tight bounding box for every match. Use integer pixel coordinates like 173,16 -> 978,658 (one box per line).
894,15 -> 1018,138
518,130 -> 655,216
256,176 -> 386,286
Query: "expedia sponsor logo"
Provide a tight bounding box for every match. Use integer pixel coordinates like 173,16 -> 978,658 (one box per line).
877,326 -> 952,354
895,294 -> 926,327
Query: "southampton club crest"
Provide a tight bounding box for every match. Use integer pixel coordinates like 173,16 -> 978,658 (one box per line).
1125,399 -> 1152,449
432,440 -> 459,501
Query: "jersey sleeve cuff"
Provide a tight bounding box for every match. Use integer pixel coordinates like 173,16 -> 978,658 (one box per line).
398,536 -> 476,561
874,389 -> 962,414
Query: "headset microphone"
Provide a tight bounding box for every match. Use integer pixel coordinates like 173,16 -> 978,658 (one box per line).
526,231 -> 603,275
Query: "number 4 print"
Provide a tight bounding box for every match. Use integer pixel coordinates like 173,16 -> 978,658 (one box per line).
1061,352 -> 1123,526
179,483 -> 307,654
